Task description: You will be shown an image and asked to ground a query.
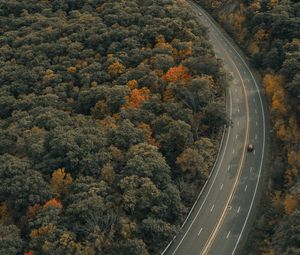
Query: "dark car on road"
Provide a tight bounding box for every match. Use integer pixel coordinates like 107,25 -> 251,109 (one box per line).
247,143 -> 254,152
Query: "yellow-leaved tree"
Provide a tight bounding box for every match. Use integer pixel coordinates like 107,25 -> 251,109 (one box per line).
50,168 -> 72,196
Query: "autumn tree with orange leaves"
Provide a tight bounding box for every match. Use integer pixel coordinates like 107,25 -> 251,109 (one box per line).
124,87 -> 150,109
165,65 -> 191,84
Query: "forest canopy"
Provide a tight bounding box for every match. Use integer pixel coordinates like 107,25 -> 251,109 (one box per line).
0,0 -> 227,254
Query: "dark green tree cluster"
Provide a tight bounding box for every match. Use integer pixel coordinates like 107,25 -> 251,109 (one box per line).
0,0 -> 227,254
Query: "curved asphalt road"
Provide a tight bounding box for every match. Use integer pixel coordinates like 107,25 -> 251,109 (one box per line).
162,1 -> 268,255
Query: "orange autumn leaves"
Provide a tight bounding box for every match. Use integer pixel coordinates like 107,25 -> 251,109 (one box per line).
124,80 -> 150,109
165,65 -> 191,84
263,73 -> 300,216
263,74 -> 287,115
124,65 -> 191,108
26,168 -> 72,220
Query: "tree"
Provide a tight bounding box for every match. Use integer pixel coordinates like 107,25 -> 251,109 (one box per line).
153,118 -> 193,162
137,122 -> 159,147
203,101 -> 227,133
44,125 -> 111,176
283,194 -> 298,215
124,143 -> 171,187
139,217 -> 177,254
273,210 -> 300,254
124,87 -> 150,109
50,168 -> 73,197
165,65 -> 191,84
119,175 -> 161,215
108,61 -> 126,78
0,154 -> 51,215
176,148 -> 206,177
0,224 -> 24,255
111,238 -> 149,255
108,120 -> 145,150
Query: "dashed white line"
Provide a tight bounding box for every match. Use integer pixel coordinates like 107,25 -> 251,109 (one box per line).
253,150 -> 256,155
237,206 -> 241,214
237,121 -> 240,126
244,185 -> 248,192
255,109 -> 257,114
220,184 -> 224,190
237,108 -> 240,113
210,204 -> 215,212
236,134 -> 238,139
256,121 -> 258,126
250,167 -> 253,173
193,5 -> 267,255
228,165 -> 231,171
255,134 -> 257,140
232,149 -> 235,155
226,231 -> 231,239
198,227 -> 203,236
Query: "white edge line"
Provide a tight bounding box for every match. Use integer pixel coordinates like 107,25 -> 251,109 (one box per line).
186,2 -> 266,255
198,227 -> 203,236
212,10 -> 266,255
226,231 -> 231,239
163,2 -> 266,254
170,90 -> 233,255
161,93 -> 230,254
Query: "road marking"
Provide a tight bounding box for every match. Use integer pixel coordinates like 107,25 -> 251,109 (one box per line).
237,121 -> 240,126
255,109 -> 257,114
237,206 -> 241,214
199,34 -> 250,255
189,6 -> 267,255
228,165 -> 231,171
255,134 -> 257,140
226,231 -> 231,239
236,134 -> 238,139
232,149 -> 235,155
170,88 -> 233,255
210,205 -> 215,212
198,227 -> 203,236
244,185 -> 248,192
253,150 -> 256,155
169,4 -> 266,255
250,167 -> 253,173
220,184 -> 224,190
256,121 -> 258,126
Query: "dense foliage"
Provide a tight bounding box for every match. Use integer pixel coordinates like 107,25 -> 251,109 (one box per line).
0,0 -> 227,254
195,0 -> 300,254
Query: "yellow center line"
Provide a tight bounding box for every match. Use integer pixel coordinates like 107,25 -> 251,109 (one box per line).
199,31 -> 250,254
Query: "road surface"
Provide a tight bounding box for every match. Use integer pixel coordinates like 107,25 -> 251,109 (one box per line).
162,1 -> 268,255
